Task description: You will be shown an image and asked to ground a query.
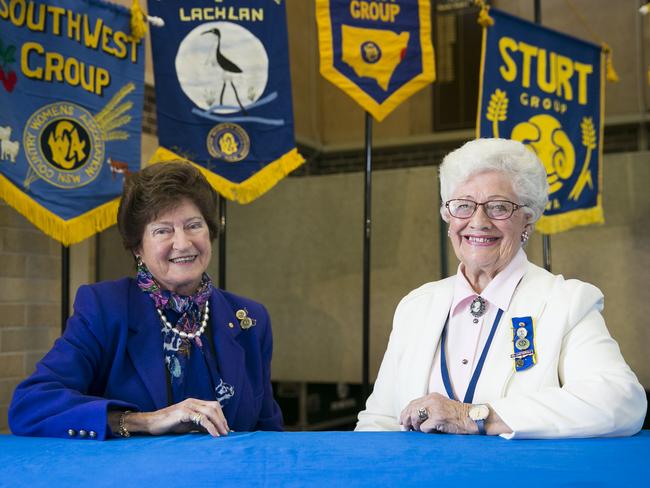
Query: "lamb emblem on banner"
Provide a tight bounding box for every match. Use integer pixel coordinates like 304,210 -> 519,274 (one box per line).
0,125 -> 19,163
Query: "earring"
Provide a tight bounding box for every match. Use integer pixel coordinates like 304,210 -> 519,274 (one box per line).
521,230 -> 529,243
135,254 -> 144,268
447,229 -> 451,237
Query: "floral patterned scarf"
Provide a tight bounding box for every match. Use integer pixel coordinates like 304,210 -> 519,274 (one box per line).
136,260 -> 219,403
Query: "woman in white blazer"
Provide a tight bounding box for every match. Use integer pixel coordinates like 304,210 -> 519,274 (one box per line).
356,138 -> 646,439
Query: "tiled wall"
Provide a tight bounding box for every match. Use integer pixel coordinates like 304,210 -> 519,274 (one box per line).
0,202 -> 61,432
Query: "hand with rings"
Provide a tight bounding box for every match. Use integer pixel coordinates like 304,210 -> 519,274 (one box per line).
400,393 -> 472,434
113,398 -> 230,437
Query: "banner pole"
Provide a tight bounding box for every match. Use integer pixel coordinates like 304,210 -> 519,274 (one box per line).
61,245 -> 70,333
362,112 -> 373,403
534,0 -> 552,272
218,195 -> 227,290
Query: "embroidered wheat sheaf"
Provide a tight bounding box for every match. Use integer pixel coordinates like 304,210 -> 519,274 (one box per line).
95,82 -> 135,141
486,89 -> 508,138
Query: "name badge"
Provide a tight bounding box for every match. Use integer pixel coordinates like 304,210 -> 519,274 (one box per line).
510,316 -> 536,372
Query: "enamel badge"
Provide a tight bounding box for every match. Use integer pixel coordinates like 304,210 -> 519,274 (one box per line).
235,308 -> 256,330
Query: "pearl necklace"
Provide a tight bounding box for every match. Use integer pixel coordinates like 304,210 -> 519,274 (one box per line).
156,301 -> 209,340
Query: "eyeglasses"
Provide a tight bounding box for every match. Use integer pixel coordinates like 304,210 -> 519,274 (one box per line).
445,199 -> 526,220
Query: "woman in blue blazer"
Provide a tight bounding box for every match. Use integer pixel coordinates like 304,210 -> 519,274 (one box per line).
9,162 -> 283,440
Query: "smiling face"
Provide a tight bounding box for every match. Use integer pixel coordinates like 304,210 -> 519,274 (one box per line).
136,198 -> 212,296
446,171 -> 530,287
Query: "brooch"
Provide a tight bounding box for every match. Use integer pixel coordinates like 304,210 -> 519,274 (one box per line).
469,296 -> 487,323
510,316 -> 536,371
235,308 -> 256,330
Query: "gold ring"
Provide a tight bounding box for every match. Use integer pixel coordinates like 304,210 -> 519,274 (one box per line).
191,414 -> 202,426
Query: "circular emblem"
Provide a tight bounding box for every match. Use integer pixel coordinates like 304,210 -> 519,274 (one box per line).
516,327 -> 528,338
360,41 -> 381,64
515,338 -> 531,351
207,123 -> 250,162
235,309 -> 247,320
515,359 -> 524,368
23,102 -> 104,189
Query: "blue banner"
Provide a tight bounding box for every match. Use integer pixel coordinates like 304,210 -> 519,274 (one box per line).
477,8 -> 604,234
316,0 -> 435,122
147,0 -> 304,204
0,0 -> 144,245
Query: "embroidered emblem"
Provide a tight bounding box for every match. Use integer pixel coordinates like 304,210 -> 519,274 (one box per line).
24,102 -> 105,189
207,123 -> 250,162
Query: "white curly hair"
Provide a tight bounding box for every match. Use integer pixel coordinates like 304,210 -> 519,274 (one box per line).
439,138 -> 549,223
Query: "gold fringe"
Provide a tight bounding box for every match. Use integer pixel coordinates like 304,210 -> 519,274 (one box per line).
0,173 -> 120,246
130,0 -> 147,42
601,43 -> 619,83
536,205 -> 604,235
149,147 -> 305,204
474,0 -> 494,27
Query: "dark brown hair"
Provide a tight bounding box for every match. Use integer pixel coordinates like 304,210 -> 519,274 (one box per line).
117,161 -> 219,252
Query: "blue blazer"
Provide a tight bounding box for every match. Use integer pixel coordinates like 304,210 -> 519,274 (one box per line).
9,278 -> 283,439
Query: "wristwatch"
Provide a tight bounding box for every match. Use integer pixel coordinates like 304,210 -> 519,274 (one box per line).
468,404 -> 489,435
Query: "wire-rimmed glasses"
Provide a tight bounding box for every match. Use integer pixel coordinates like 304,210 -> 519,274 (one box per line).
445,199 -> 526,220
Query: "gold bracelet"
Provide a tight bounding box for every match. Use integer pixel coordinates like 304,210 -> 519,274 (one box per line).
118,410 -> 132,438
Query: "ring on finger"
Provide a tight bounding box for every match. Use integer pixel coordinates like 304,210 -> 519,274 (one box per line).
417,407 -> 429,422
191,413 -> 203,426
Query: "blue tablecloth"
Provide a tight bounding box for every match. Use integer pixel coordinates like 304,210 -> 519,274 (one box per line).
0,431 -> 647,487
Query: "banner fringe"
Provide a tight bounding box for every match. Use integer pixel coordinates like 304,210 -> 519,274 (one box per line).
149,147 -> 305,204
0,173 -> 119,246
536,205 -> 604,235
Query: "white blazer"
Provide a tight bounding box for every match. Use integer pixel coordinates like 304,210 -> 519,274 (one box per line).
356,262 -> 647,438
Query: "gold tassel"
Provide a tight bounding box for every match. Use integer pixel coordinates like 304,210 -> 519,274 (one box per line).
601,43 -> 619,83
474,0 -> 494,27
130,0 -> 147,42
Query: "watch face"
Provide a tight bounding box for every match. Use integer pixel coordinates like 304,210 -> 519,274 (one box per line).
469,404 -> 489,421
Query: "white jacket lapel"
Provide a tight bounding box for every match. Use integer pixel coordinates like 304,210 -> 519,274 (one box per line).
473,264 -> 557,403
399,281 -> 454,409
